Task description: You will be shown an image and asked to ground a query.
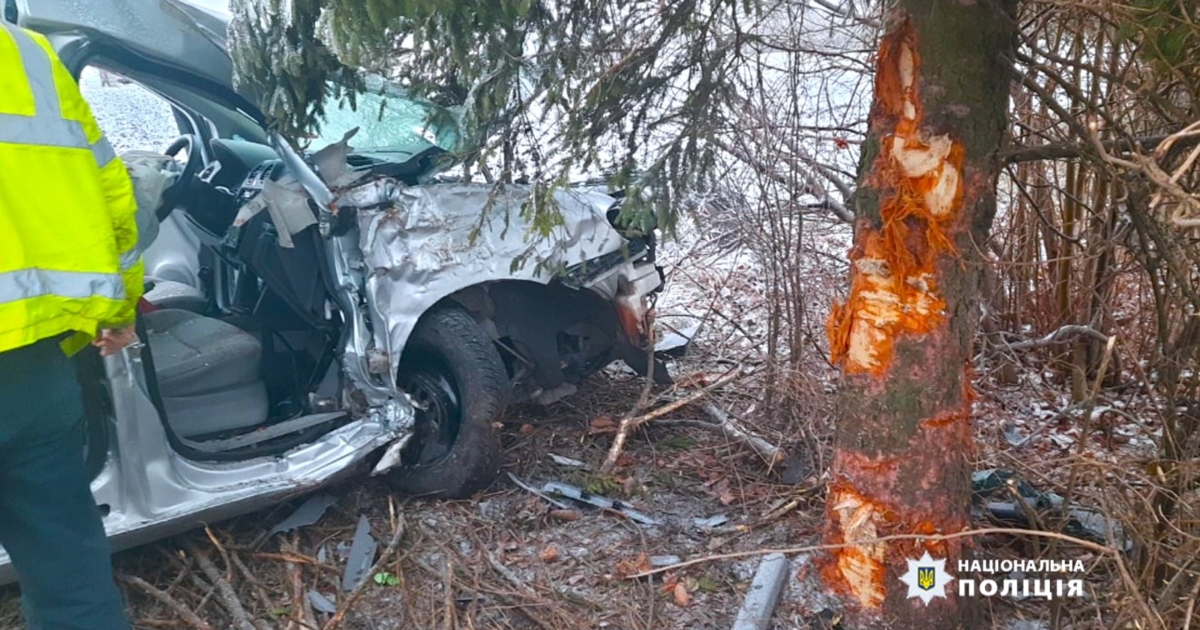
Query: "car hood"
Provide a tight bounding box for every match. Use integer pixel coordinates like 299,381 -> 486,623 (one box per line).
12,0 -> 265,122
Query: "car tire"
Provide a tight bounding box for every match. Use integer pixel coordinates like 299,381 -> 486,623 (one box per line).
386,307 -> 507,498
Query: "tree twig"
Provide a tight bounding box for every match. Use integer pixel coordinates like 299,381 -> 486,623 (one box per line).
700,402 -> 786,465
118,574 -> 216,630
600,367 -> 741,473
191,547 -> 262,630
321,513 -> 407,630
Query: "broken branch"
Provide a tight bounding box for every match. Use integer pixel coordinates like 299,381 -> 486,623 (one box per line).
600,367 -> 742,473
700,402 -> 786,465
191,547 -> 262,630
118,574 -> 216,630
995,324 -> 1109,352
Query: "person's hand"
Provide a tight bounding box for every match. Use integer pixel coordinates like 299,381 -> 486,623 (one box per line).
92,324 -> 138,356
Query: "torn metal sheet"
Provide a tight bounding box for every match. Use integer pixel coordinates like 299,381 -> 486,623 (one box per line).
541,481 -> 659,525
694,514 -> 731,530
548,453 -> 588,468
506,472 -> 572,510
308,590 -> 338,614
341,516 -> 379,592
269,493 -> 338,535
655,324 -> 701,357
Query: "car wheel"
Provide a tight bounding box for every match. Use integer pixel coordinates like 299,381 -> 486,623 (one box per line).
386,307 -> 507,498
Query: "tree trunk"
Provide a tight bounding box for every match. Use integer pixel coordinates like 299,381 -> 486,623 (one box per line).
823,1 -> 1019,628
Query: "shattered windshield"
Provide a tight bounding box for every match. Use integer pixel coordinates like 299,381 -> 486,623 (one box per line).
310,76 -> 461,156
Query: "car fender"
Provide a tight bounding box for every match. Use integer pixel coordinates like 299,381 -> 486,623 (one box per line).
351,182 -> 638,378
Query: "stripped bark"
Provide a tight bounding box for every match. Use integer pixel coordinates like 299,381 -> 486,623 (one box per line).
822,1 -> 1020,628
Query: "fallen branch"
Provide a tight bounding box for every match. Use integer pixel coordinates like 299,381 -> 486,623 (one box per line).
191,547 -> 263,630
700,402 -> 786,465
600,367 -> 741,473
322,511 -> 407,630
119,574 -> 216,630
284,534 -> 318,630
995,324 -> 1109,352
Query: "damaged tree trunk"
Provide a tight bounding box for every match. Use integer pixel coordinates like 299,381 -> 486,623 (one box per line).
823,2 -> 1019,628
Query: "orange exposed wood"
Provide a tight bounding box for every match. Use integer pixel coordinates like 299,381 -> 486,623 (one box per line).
826,19 -> 965,376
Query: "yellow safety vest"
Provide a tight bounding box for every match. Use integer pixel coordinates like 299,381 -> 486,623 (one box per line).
0,23 -> 143,353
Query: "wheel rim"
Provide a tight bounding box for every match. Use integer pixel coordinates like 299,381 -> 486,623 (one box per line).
396,359 -> 463,466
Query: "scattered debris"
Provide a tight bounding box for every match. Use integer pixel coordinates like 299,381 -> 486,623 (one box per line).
673,582 -> 691,607
269,493 -> 338,536
325,510 -> 407,630
656,324 -> 701,357
542,481 -> 660,525
548,453 -> 588,468
588,416 -> 618,434
307,590 -> 338,615
973,469 -> 1132,550
341,516 -> 379,592
506,472 -> 572,510
650,555 -> 683,567
731,553 -> 790,630
694,514 -> 731,530
548,509 -> 583,522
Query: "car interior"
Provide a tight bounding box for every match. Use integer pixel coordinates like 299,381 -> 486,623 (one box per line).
79,57 -> 353,459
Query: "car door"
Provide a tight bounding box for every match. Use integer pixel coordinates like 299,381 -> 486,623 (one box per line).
10,0 -> 264,124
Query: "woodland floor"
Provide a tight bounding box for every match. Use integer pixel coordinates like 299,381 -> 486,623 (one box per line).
0,227 -> 1156,630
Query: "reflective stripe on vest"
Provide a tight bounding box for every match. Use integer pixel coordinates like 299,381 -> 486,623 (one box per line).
0,24 -> 116,167
0,268 -> 126,306
118,247 -> 139,272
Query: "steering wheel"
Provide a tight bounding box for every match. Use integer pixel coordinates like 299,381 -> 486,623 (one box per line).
157,134 -> 205,221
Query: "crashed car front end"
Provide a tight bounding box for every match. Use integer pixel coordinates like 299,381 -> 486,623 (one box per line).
342,178 -> 667,403
268,133 -> 667,409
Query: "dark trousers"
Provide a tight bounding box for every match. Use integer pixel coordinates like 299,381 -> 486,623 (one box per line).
0,337 -> 129,630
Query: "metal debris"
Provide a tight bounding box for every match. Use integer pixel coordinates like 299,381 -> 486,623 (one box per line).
656,324 -> 700,357
649,555 -> 682,567
548,453 -> 588,468
506,472 -> 572,510
341,516 -> 379,592
973,469 -> 1132,551
307,590 -> 338,614
694,514 -> 731,530
541,481 -> 659,525
731,553 -> 790,630
268,493 -> 337,535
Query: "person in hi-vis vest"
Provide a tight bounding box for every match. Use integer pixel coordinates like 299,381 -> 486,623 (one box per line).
0,21 -> 143,630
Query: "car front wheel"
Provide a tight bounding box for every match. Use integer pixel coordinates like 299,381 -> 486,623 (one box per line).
386,307 -> 507,498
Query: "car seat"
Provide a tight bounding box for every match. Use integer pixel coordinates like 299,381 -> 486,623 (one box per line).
142,309 -> 269,438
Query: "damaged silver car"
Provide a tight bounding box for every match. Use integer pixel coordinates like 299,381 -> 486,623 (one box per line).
0,0 -> 667,583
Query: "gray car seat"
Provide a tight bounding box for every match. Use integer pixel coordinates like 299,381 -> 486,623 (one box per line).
143,309 -> 269,438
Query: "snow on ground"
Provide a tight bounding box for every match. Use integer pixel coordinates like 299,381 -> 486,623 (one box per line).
79,68 -> 181,155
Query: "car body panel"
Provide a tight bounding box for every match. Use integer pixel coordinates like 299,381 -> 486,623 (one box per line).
0,348 -> 413,585
0,0 -> 664,586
